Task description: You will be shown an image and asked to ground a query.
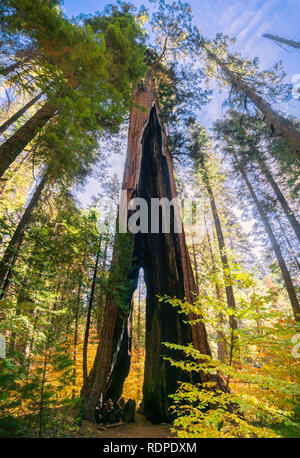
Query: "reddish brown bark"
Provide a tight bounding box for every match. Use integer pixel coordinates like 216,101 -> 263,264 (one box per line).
81,76 -> 228,423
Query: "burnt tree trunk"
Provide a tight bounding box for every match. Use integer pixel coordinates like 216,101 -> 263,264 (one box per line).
81,77 -> 227,423
80,232 -> 134,421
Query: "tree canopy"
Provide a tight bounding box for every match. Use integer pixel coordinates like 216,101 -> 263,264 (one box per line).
0,0 -> 299,440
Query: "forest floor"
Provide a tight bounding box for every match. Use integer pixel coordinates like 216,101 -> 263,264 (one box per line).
72,413 -> 174,438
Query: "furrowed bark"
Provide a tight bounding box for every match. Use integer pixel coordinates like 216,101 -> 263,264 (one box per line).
80,240 -> 128,421
81,76 -> 228,423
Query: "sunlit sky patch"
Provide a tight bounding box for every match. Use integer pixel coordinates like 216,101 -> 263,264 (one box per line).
62,0 -> 300,208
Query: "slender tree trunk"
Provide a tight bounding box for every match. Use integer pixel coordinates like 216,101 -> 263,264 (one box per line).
277,215 -> 300,272
136,274 -> 142,405
235,154 -> 300,321
72,281 -> 82,398
0,56 -> 31,77
137,274 -> 141,352
38,348 -> 49,438
204,213 -> 227,363
0,61 -> 22,77
0,173 -> 48,289
263,33 -> 300,50
0,151 -> 30,199
0,237 -> 23,300
206,49 -> 300,156
256,156 -> 300,242
97,234 -> 109,338
201,163 -> 238,332
26,309 -> 39,380
0,102 -> 56,178
191,237 -> 200,293
202,166 -> 240,367
0,92 -> 43,135
83,235 -> 102,385
8,307 -> 20,355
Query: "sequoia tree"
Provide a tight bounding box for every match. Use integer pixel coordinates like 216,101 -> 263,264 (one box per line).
81,75 -> 228,423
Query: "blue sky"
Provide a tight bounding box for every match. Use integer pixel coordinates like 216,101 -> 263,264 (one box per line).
63,0 -> 300,88
62,0 -> 300,205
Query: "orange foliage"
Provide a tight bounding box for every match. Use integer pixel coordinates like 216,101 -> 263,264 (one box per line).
122,347 -> 145,406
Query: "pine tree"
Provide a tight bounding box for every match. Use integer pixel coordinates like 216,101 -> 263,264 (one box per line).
191,32 -> 300,156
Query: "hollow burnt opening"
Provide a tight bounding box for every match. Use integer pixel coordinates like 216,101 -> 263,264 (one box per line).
104,105 -> 200,423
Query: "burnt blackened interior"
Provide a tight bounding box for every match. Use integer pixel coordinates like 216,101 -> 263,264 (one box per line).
104,105 -> 195,423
